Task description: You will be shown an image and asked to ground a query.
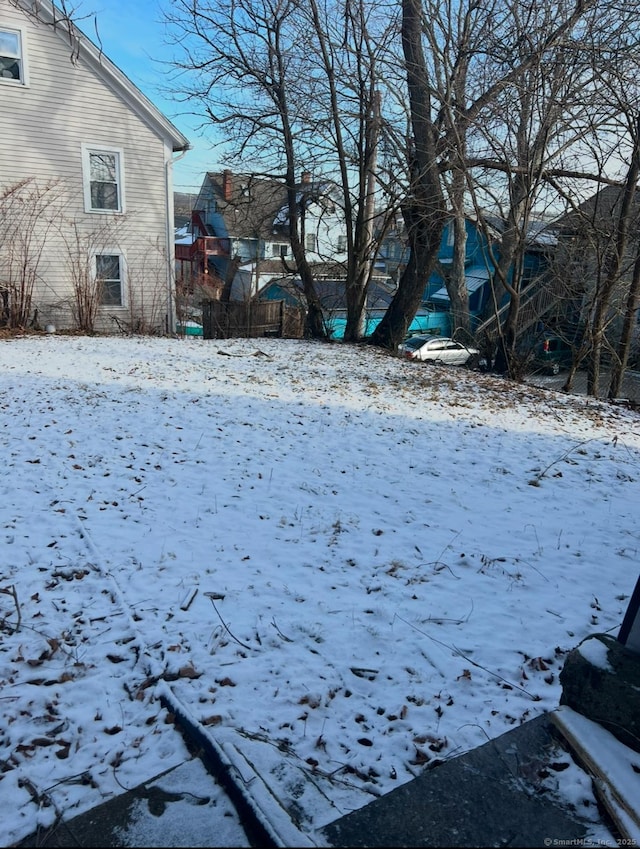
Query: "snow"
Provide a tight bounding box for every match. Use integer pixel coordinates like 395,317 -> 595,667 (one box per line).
1,334 -> 639,846
112,759 -> 251,848
576,634 -> 615,672
552,706 -> 640,845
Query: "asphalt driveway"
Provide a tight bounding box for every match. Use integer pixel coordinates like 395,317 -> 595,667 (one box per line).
526,368 -> 640,404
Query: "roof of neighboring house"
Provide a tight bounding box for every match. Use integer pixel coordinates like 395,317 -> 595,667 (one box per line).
242,259 -> 376,283
201,171 -> 337,240
430,265 -> 493,302
175,226 -> 195,245
238,258 -> 297,275
557,185 -> 640,239
481,213 -> 558,248
260,270 -> 394,311
524,220 -> 559,248
24,0 -> 190,152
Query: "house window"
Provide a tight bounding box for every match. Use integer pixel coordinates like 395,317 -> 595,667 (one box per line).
82,146 -> 124,213
337,234 -> 347,253
0,27 -> 24,83
96,254 -> 124,306
272,243 -> 288,258
305,233 -> 317,252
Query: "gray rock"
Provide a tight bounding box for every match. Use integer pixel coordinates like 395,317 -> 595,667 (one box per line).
559,633 -> 640,753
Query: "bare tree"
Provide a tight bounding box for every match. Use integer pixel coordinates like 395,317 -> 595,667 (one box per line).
370,0 -> 449,350
0,178 -> 63,328
587,129 -> 640,395
372,0 -> 621,351
549,59 -> 640,397
122,236 -> 172,335
609,240 -> 640,399
166,0 -> 327,337
59,215 -> 126,334
303,0 -> 395,341
166,0 -> 640,357
426,0 -> 494,339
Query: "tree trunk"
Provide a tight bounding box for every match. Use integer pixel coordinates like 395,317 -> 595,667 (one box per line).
608,245 -> 640,398
370,0 -> 447,350
287,184 -> 326,338
587,128 -> 640,396
449,207 -> 471,337
344,89 -> 381,342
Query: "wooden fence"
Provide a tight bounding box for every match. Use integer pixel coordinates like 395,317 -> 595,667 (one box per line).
202,299 -> 304,339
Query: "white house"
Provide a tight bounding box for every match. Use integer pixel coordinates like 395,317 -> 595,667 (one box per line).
0,0 -> 189,333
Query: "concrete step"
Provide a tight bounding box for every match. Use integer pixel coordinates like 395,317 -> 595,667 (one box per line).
321,714 -> 609,848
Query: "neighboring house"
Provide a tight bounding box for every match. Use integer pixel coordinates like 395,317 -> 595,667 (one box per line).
259,266 -> 446,339
377,212 -> 560,341
544,186 -> 640,356
183,170 -> 347,298
553,185 -> 640,319
0,0 -> 189,333
432,216 -> 559,322
376,215 -> 499,337
425,216 -> 498,318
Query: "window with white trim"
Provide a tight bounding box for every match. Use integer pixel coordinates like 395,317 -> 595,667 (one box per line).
96,254 -> 124,306
305,233 -> 317,252
82,146 -> 124,213
0,27 -> 24,83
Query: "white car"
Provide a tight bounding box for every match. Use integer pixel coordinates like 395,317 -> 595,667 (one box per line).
398,335 -> 481,366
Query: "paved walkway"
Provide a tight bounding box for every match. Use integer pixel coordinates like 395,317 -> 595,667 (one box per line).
322,714 -> 606,848
16,713 -> 614,848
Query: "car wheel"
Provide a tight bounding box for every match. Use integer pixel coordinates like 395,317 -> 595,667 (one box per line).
550,362 -> 560,375
466,354 -> 480,370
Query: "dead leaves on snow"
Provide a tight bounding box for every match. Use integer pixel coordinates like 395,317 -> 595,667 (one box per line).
130,664 -> 204,700
520,653 -> 557,686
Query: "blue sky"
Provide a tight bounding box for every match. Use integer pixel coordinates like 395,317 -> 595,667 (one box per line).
83,0 -> 220,193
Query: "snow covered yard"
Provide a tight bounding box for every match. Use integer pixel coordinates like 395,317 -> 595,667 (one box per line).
0,334 -> 638,845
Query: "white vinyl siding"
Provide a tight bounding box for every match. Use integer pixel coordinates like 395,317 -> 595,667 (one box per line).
82,146 -> 125,213
0,2 -> 182,334
0,25 -> 25,84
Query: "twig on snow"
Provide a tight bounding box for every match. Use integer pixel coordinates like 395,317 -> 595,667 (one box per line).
394,613 -> 540,700
528,437 -> 595,486
205,592 -> 254,651
271,618 -> 294,642
0,584 -> 21,633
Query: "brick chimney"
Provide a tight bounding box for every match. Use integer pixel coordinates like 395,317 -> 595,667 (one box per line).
300,170 -> 312,185
222,169 -> 232,201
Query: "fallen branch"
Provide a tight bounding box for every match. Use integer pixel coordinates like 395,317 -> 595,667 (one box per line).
216,349 -> 273,359
180,588 -> 198,612
394,613 -> 539,700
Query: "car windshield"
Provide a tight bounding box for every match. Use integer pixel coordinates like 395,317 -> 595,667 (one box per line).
403,336 -> 432,350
